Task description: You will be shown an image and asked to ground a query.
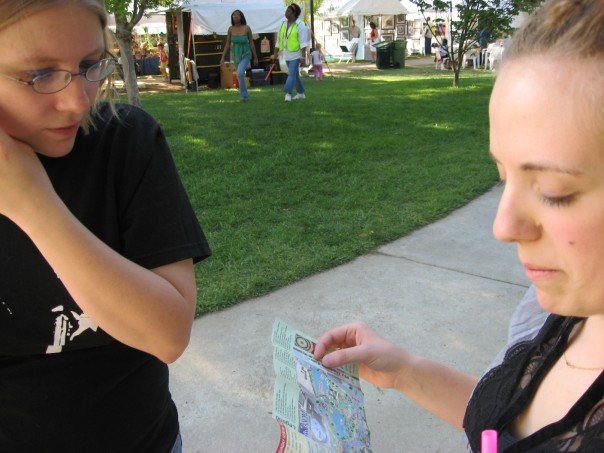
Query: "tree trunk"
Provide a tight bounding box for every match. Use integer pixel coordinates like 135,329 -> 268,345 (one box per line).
115,19 -> 141,107
452,49 -> 462,88
453,65 -> 460,87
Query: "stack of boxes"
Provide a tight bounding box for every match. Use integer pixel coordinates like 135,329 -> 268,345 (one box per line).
220,62 -> 235,89
270,60 -> 287,85
219,63 -> 287,89
270,71 -> 286,85
250,68 -> 267,87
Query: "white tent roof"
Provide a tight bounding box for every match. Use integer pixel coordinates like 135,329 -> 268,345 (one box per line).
183,1 -> 284,35
399,0 -> 420,14
107,12 -> 167,34
323,0 -> 408,17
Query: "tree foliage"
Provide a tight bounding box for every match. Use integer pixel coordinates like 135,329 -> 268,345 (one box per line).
105,0 -> 181,106
412,0 -> 542,87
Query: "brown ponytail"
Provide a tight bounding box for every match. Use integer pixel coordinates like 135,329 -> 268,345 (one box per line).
506,0 -> 604,61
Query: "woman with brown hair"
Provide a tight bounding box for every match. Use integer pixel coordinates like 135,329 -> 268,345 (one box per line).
315,1 -> 604,450
220,9 -> 258,102
0,1 -> 210,451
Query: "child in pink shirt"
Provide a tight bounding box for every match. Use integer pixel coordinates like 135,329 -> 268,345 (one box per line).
310,43 -> 325,81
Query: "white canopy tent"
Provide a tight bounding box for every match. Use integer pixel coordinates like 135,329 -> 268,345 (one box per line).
183,0 -> 284,35
335,0 -> 408,16
317,0 -> 408,61
174,0 -> 284,88
321,0 -> 409,17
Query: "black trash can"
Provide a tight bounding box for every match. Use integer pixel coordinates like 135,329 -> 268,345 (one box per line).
375,41 -> 393,69
392,39 -> 406,68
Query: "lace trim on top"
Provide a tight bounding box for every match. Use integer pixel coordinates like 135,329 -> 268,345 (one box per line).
463,316 -> 604,452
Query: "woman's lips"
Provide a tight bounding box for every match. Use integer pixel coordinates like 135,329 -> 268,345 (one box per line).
523,264 -> 558,281
47,124 -> 79,137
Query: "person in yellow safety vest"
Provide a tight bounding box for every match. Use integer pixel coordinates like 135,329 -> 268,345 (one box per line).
272,3 -> 310,102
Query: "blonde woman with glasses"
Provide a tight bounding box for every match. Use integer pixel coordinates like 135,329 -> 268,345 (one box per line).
0,1 -> 210,451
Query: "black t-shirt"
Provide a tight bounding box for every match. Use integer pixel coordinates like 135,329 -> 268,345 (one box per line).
0,103 -> 211,452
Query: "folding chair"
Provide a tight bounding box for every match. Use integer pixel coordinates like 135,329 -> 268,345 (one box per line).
462,49 -> 479,69
336,45 -> 352,64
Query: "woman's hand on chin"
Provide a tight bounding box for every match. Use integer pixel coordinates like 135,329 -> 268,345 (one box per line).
0,128 -> 58,227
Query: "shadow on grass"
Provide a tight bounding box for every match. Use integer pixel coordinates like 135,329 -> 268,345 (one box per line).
141,71 -> 498,315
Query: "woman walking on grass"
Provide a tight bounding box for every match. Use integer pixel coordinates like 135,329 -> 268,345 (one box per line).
220,9 -> 258,102
273,3 -> 310,102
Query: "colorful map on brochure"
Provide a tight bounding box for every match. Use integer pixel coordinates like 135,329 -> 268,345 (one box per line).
271,319 -> 372,453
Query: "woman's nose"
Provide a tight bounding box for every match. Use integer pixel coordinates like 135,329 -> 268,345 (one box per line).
492,183 -> 540,244
54,74 -> 93,114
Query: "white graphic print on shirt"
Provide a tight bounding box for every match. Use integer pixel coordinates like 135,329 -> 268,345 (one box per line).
1,297 -> 13,315
46,305 -> 98,354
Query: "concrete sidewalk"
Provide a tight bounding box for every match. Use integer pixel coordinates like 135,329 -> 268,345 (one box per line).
169,185 -> 530,452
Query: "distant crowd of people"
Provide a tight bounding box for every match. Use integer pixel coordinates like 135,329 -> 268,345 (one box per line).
112,34 -> 169,79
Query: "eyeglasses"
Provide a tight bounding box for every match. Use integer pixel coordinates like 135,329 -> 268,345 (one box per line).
0,57 -> 116,94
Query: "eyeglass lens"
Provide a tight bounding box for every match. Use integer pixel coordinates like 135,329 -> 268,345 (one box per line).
34,58 -> 115,94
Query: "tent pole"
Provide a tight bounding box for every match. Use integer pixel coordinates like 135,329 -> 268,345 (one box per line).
310,0 -> 315,49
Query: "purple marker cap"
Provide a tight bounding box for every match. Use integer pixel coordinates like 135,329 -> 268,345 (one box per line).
481,429 -> 498,453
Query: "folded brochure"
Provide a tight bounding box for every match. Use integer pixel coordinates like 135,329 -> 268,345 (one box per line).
271,319 -> 372,453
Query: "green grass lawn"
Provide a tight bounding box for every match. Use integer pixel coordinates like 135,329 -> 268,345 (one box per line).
141,68 -> 498,316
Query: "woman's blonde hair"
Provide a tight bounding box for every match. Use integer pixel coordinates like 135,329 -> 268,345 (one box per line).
506,0 -> 604,61
0,0 -> 116,133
